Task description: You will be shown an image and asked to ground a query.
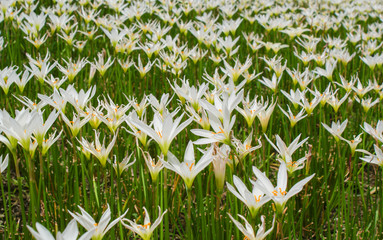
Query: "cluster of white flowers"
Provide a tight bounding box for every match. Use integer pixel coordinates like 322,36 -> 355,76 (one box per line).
0,0 -> 383,239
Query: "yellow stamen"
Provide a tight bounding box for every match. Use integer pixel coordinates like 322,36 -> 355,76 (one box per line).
157,131 -> 162,138
141,222 -> 151,229
186,162 -> 194,171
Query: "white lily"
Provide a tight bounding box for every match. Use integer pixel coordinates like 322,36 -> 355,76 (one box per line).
358,145 -> 383,167
69,204 -> 127,240
227,175 -> 270,218
121,206 -> 167,240
0,154 -> 8,173
340,133 -> 363,156
161,141 -> 213,189
257,97 -> 277,133
110,153 -> 136,176
228,214 -> 274,240
130,110 -> 192,156
78,130 -> 118,167
264,134 -> 308,161
252,162 -> 315,214
141,150 -> 164,183
27,219 -> 95,240
322,119 -> 348,142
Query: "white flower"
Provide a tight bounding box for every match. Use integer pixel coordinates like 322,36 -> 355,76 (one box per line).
121,206 -> 167,240
69,204 -> 127,240
279,155 -> 307,175
0,154 -> 8,173
148,93 -> 172,115
252,162 -> 315,214
340,133 -> 363,156
32,110 -> 59,146
141,150 -> 164,183
278,105 -> 307,128
78,130 -> 118,167
228,214 -> 274,240
92,52 -> 114,77
191,107 -> 235,145
259,74 -> 281,93
322,119 -> 348,142
232,132 -> 262,160
236,95 -> 265,127
257,97 -> 277,133
326,92 -> 349,113
161,141 -> 213,189
42,130 -> 62,156
130,110 -> 192,156
61,85 -> 96,111
27,219 -> 95,240
212,143 -> 229,191
110,153 -> 136,176
227,175 -> 270,218
134,55 -> 155,78
358,144 -> 383,167
61,112 -> 90,137
313,59 -> 337,81
265,134 -> 308,161
362,121 -> 383,143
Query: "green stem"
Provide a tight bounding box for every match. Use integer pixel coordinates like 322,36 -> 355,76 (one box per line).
187,187 -> 193,240
24,149 -> 36,226
162,154 -> 169,240
0,172 -> 9,237
12,151 -> 27,234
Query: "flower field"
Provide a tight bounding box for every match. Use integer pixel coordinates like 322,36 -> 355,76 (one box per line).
0,0 -> 383,239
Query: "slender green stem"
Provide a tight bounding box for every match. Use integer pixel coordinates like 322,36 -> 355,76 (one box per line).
24,149 -> 36,226
187,187 -> 193,240
0,172 -> 9,237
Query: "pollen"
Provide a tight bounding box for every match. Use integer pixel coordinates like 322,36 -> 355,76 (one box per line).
279,188 -> 287,195
186,162 -> 194,171
141,222 -> 151,229
157,131 -> 162,138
